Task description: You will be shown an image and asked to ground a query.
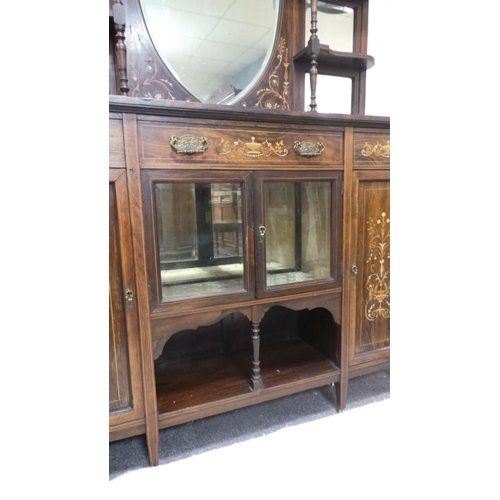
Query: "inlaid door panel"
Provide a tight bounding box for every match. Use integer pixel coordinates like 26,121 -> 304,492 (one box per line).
109,169 -> 144,426
349,170 -> 390,364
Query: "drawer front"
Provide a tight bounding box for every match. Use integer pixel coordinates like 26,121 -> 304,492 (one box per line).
353,131 -> 390,168
137,120 -> 343,169
109,114 -> 126,168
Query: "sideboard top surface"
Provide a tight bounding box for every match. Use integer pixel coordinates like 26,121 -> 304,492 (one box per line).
109,96 -> 390,130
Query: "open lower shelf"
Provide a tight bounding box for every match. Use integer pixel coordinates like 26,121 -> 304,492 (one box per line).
156,338 -> 340,429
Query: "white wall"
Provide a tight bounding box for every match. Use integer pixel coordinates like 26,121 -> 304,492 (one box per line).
365,0 -> 391,117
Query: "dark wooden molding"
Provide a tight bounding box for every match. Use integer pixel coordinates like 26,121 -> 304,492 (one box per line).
109,95 -> 390,129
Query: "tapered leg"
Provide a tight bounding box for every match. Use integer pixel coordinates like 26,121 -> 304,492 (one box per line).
146,421 -> 159,466
336,372 -> 348,412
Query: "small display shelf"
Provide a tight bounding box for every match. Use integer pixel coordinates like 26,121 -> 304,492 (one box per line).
156,338 -> 340,429
294,44 -> 375,71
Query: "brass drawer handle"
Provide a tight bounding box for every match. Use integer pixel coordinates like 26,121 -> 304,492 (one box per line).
293,141 -> 324,157
170,135 -> 209,154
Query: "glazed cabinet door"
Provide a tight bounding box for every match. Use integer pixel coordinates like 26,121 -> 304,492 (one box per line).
348,170 -> 390,368
141,169 -> 255,314
109,169 -> 145,429
254,171 -> 343,299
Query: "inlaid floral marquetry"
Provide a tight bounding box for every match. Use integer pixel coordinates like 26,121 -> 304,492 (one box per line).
365,211 -> 390,321
353,133 -> 390,167
361,140 -> 390,158
217,137 -> 289,158
125,1 -> 195,102
242,38 -> 290,110
137,122 -> 343,167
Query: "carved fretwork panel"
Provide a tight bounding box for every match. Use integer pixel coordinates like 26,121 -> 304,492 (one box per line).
151,307 -> 253,360
353,177 -> 390,355
260,293 -> 342,326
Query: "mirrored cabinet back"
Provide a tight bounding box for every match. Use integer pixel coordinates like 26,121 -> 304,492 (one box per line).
109,0 -> 389,466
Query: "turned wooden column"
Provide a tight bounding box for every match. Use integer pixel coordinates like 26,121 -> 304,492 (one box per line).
112,0 -> 129,95
308,0 -> 319,112
251,306 -> 264,391
251,321 -> 264,390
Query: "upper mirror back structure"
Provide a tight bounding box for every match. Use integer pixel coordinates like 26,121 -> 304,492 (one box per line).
139,0 -> 282,104
305,0 -> 354,51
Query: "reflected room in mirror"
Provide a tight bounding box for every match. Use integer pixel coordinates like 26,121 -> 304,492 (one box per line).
155,182 -> 245,300
140,0 -> 282,104
264,181 -> 332,288
305,1 -> 354,51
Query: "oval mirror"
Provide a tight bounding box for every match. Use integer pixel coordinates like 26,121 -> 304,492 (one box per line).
139,0 -> 282,105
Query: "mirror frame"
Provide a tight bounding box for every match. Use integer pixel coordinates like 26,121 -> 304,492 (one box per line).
138,0 -> 285,106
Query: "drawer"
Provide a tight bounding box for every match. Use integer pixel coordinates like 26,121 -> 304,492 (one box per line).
136,120 -> 343,169
353,131 -> 390,168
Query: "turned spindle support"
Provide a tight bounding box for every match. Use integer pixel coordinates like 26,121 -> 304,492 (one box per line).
112,0 -> 129,96
309,0 -> 320,112
251,321 -> 264,391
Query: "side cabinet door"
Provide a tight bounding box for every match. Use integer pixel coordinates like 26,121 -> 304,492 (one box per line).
109,169 -> 144,427
349,170 -> 390,366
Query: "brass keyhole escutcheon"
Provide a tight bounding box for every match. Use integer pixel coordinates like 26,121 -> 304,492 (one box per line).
258,225 -> 266,243
125,288 -> 134,308
351,264 -> 358,276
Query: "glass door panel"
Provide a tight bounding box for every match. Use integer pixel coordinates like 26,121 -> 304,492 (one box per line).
211,183 -> 243,259
305,2 -> 355,52
264,181 -> 332,288
155,181 -> 245,301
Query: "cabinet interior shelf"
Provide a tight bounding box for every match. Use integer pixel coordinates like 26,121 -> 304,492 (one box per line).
156,338 -> 340,428
294,44 -> 375,71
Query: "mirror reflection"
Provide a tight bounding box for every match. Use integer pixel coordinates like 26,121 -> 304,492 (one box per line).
140,0 -> 282,104
155,182 -> 244,300
305,1 -> 354,52
264,182 -> 331,287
